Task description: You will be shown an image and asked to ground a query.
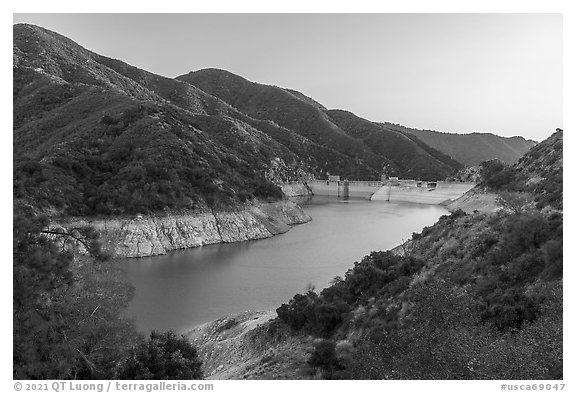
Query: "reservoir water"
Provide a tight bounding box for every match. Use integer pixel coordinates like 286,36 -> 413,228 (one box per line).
124,197 -> 447,333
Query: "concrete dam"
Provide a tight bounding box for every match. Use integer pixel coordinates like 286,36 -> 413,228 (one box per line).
307,178 -> 475,205
307,179 -> 383,199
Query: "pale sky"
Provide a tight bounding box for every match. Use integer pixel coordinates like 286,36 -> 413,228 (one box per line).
13,13 -> 562,141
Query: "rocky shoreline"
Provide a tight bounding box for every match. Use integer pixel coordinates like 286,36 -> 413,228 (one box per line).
53,199 -> 311,258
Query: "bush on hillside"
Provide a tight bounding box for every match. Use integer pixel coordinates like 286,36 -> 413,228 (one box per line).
117,331 -> 203,380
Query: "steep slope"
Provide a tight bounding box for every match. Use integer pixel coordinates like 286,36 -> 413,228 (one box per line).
196,130 -> 562,379
177,68 -> 463,180
13,24 -> 309,216
509,128 -> 562,204
14,23 -> 384,195
326,110 -> 462,180
89,57 -> 380,181
480,128 -> 563,210
387,124 -> 537,166
292,129 -> 562,379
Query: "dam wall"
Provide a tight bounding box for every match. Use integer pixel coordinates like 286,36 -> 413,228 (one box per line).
370,180 -> 475,204
307,180 -> 382,199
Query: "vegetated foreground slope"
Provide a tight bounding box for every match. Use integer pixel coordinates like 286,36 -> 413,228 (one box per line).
13,203 -> 207,379
480,129 -> 563,210
177,68 -> 463,180
388,124 -> 537,166
229,130 -> 560,380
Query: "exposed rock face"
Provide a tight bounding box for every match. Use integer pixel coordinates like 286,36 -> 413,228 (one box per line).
279,182 -> 313,197
185,310 -> 278,379
445,189 -> 504,214
57,200 -> 311,258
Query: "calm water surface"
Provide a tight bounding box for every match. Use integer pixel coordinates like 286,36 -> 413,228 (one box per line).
124,197 -> 447,333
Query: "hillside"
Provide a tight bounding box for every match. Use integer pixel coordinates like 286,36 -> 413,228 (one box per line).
386,124 -> 537,166
13,23 -> 540,215
481,129 -> 562,210
13,23 -> 470,219
177,68 -> 463,180
13,22 -> 561,381
192,129 -> 563,379
326,110 -> 463,180
13,24 -> 321,216
15,23 -> 538,221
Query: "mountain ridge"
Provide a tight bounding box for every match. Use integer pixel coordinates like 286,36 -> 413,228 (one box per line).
14,24 -> 309,216
177,68 -> 463,179
385,124 -> 537,166
14,23 -> 536,219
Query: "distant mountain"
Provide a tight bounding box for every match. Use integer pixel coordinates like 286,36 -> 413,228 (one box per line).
177,68 -> 463,180
384,124 -> 537,166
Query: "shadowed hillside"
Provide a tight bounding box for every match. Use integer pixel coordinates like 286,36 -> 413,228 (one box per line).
13,24 -> 310,216
16,23 -> 468,220
13,23 -> 539,215
177,68 -> 464,180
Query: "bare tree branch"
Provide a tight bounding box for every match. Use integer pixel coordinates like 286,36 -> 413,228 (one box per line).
41,229 -> 91,250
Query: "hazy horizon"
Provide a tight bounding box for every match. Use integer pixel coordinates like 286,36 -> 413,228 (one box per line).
13,13 -> 563,142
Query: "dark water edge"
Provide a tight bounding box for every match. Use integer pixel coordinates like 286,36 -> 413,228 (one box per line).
123,197 -> 447,333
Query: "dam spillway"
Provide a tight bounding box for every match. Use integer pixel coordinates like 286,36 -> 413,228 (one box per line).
307,179 -> 475,205
371,180 -> 475,204
307,180 -> 383,199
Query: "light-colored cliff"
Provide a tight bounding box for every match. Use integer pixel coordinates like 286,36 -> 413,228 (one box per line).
55,200 -> 311,258
445,189 -> 504,214
279,182 -> 313,197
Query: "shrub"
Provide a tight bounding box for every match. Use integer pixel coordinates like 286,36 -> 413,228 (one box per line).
13,206 -> 140,379
117,331 -> 203,380
540,239 -> 563,280
277,292 -> 316,331
308,339 -> 346,379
